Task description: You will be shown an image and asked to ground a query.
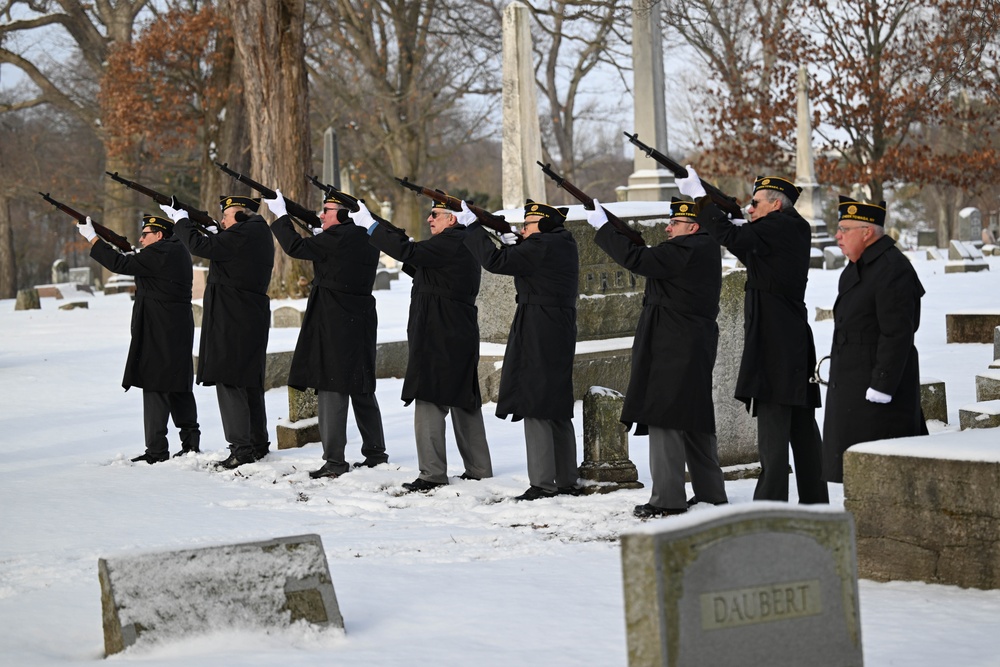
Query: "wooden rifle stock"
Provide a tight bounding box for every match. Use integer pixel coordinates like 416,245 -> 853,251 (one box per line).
394,177 -> 517,242
306,175 -> 403,232
213,162 -> 317,232
535,161 -> 645,246
39,192 -> 134,253
105,172 -> 215,235
623,132 -> 744,219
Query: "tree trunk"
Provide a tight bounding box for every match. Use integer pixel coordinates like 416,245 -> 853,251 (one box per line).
202,30 -> 250,215
0,194 -> 16,298
226,0 -> 313,298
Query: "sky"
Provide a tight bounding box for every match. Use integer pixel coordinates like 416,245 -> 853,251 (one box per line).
2,223 -> 1000,666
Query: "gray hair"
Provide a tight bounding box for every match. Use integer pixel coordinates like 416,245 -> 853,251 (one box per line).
762,189 -> 793,211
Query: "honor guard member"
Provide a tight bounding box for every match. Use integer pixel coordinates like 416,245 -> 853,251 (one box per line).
823,197 -> 927,482
78,214 -> 200,463
349,198 -> 493,492
264,189 -> 388,479
589,197 -> 728,518
677,170 -> 829,504
161,195 -> 274,470
459,199 -> 580,501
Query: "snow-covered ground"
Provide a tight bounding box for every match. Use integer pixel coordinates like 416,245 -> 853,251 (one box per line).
2,250 -> 999,666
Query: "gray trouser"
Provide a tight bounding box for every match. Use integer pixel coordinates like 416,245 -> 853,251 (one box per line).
754,401 -> 829,504
413,399 -> 493,484
142,390 -> 199,457
216,383 -> 269,459
317,390 -> 387,474
648,427 -> 727,510
523,417 -> 579,492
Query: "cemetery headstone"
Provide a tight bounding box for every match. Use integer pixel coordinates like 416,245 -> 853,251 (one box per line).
14,288 -> 41,311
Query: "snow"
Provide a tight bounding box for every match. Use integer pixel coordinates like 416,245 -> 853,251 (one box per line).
2,253 -> 1000,665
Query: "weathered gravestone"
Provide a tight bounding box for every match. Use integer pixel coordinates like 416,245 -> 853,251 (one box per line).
578,386 -> 642,492
621,506 -> 863,667
51,258 -> 69,284
823,245 -> 846,270
277,387 -> 320,450
99,534 -> 343,656
14,288 -> 40,311
273,305 -> 305,328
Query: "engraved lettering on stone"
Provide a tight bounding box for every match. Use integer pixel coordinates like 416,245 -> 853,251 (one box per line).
699,579 -> 822,630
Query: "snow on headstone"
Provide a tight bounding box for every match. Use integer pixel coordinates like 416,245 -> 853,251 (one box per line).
98,534 -> 343,656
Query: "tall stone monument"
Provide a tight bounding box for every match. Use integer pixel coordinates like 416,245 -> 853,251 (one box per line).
501,1 -> 546,210
624,0 -> 678,202
794,67 -> 833,248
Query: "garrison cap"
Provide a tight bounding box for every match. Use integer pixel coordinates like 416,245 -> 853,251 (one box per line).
429,190 -> 454,212
838,195 -> 886,227
323,192 -> 352,207
218,195 -> 261,213
142,214 -> 173,236
752,176 -> 802,204
523,199 -> 569,232
669,196 -> 700,219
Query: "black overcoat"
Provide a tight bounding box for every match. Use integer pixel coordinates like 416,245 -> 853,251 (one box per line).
271,217 -> 379,393
90,236 -> 194,393
697,203 -> 821,410
175,215 -> 273,387
369,223 -> 482,410
595,225 -> 721,434
464,225 -> 578,421
822,235 -> 927,482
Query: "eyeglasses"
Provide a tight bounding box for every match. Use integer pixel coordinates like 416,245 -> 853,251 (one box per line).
140,230 -> 159,237
837,225 -> 869,234
749,199 -> 764,208
429,211 -> 445,219
666,219 -> 692,226
321,207 -> 341,214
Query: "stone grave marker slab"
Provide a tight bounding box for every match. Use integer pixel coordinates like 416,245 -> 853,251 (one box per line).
98,533 -> 343,656
621,506 -> 862,667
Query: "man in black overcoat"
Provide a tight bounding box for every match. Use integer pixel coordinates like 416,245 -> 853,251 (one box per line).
460,200 -> 579,501
161,195 -> 273,470
78,214 -> 200,463
349,199 -> 492,492
590,197 -> 728,518
677,170 -> 828,504
823,197 -> 927,482
264,189 -> 387,479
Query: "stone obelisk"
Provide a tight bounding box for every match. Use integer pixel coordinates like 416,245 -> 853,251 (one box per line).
501,1 -> 546,210
624,0 -> 677,202
794,67 -> 823,222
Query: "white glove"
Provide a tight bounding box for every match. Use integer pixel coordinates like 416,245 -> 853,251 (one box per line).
675,165 -> 707,199
205,222 -> 219,234
312,226 -> 323,236
262,189 -> 288,218
500,232 -> 519,246
159,198 -> 187,223
348,201 -> 376,231
732,218 -> 748,226
77,216 -> 97,242
586,199 -> 608,230
865,387 -> 892,404
455,201 -> 477,227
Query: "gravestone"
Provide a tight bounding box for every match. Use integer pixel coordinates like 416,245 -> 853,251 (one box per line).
919,378 -> 947,424
58,301 -> 89,310
14,288 -> 40,311
815,306 -> 833,322
373,268 -> 397,291
277,387 -> 320,450
916,230 -> 938,247
98,534 -> 343,656
51,259 -> 69,284
68,266 -> 92,286
714,269 -> 757,467
945,240 -> 989,273
958,207 -> 982,242
945,312 -> 1000,343
104,275 -> 136,295
621,506 -> 863,667
823,246 -> 845,270
578,386 -> 642,492
273,305 -> 305,328
809,247 -> 824,269
958,400 -> 1000,429
975,370 -> 1000,402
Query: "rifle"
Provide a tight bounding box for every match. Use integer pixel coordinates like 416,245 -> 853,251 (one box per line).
624,132 -> 744,220
39,192 -> 134,253
535,161 -> 645,246
214,162 -> 317,232
306,174 -> 403,232
394,177 -> 518,243
105,171 -> 215,235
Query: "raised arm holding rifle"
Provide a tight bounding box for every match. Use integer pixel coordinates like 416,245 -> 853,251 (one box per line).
394,177 -> 520,244
213,161 -> 318,233
105,172 -> 216,236
40,192 -> 135,253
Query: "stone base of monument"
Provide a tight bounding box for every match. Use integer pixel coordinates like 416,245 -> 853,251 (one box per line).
276,387 -> 320,450
975,370 -> 1000,401
958,400 -> 1000,429
14,288 -> 40,310
578,387 -> 643,492
845,432 -> 1000,590
621,506 -> 863,667
98,534 -> 344,656
946,312 -> 1000,343
944,260 -> 990,273
920,377 -> 947,423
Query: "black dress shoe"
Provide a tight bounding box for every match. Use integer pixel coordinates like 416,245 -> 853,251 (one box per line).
401,478 -> 445,493
633,503 -> 687,519
353,458 -> 388,469
558,485 -> 584,496
131,452 -> 168,465
513,486 -> 558,501
458,472 -> 482,481
173,447 -> 200,458
309,462 -> 345,479
251,449 -> 270,462
687,496 -> 729,507
214,452 -> 253,470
